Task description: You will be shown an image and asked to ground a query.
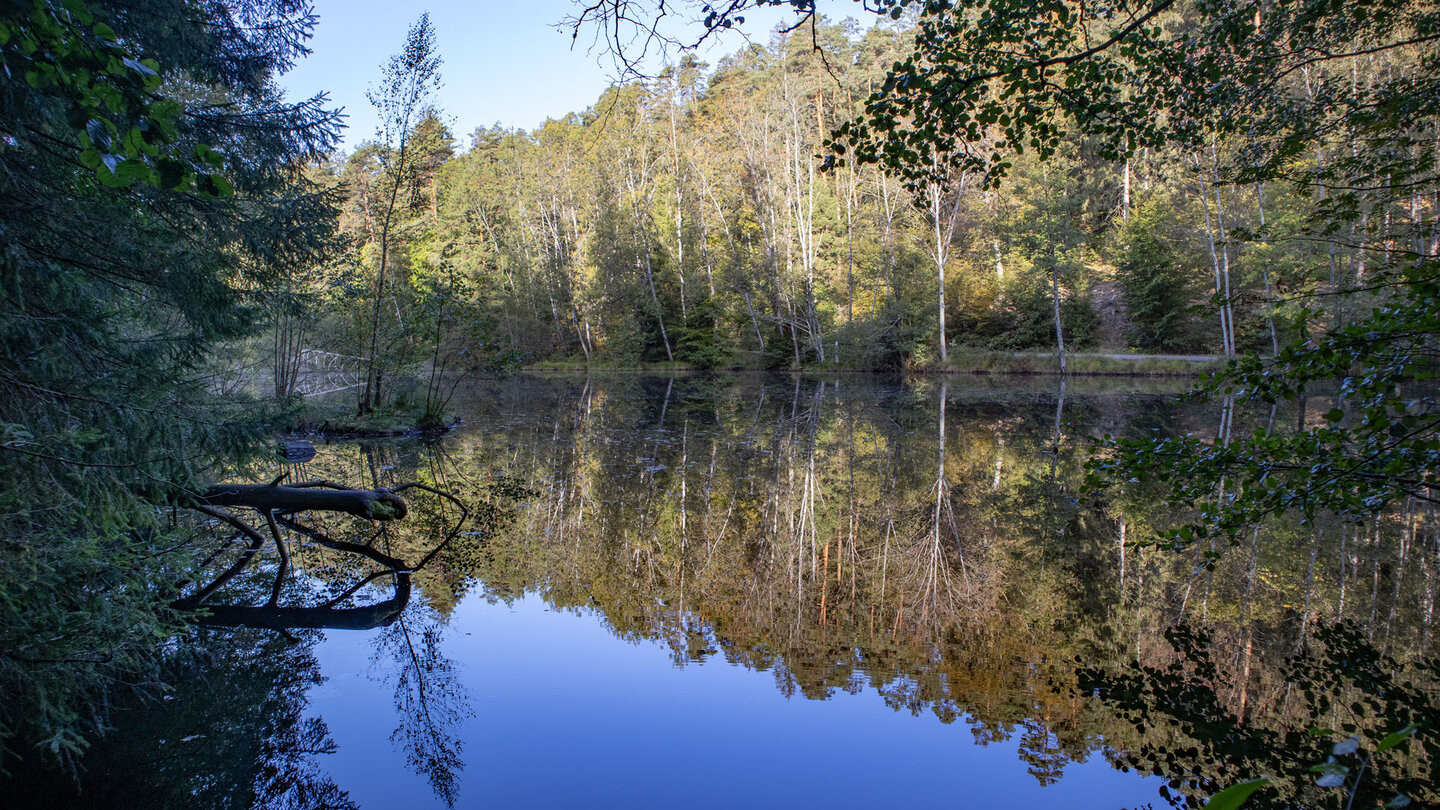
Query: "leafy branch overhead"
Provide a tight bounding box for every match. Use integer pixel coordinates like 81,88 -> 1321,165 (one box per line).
1092,276 -> 1440,548
2,0 -> 233,195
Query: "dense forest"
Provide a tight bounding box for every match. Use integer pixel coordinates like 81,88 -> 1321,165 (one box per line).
2,0 -> 1438,802
301,17 -> 1304,381
280,2 -> 1436,387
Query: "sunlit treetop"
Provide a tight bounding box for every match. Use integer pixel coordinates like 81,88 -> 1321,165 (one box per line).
569,0 -> 1439,190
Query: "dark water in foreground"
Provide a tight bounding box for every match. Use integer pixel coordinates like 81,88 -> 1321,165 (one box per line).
15,373 -> 1440,808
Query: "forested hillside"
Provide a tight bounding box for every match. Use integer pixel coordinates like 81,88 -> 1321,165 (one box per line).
307,14 -> 1368,377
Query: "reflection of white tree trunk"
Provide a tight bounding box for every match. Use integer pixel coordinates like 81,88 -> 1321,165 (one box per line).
900,382 -> 976,629
992,437 -> 1004,490
1296,524 -> 1321,653
1049,377 -> 1066,482
1422,506 -> 1437,647
679,418 -> 689,556
1234,403 -> 1276,716
1236,526 -> 1258,721
1339,522 -> 1348,621
1384,498 -> 1416,653
1118,520 -> 1127,596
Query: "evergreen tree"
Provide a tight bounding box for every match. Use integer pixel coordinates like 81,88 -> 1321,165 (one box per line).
1114,196 -> 1205,353
0,0 -> 340,760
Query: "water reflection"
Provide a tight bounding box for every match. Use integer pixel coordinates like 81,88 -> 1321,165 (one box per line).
374,604 -> 470,808
1080,622 -> 1440,808
416,373 -> 1434,807
11,630 -> 360,810
12,373 -> 1438,809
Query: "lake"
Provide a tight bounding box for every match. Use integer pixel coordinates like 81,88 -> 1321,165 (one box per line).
17,372 -> 1438,809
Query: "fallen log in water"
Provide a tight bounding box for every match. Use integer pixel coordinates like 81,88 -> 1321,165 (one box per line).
200,481 -> 408,521
176,477 -> 470,631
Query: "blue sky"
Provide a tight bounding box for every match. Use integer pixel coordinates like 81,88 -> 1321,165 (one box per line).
280,0 -> 847,152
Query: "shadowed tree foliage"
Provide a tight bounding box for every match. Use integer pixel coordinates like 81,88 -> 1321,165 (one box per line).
0,0 -> 341,762
4,630 -> 360,810
1079,622 -> 1440,809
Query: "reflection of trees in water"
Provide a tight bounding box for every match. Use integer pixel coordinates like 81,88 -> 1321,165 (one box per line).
374,603 -> 471,809
175,433 -> 487,628
128,440 -> 511,808
895,380 -> 1000,630
136,376 -> 1435,807
431,373 -> 1440,798
270,441 -> 521,809
1081,622 -> 1440,809
7,630 -> 358,810
1018,718 -> 1070,787
9,423 -> 522,808
58,375 -> 1436,807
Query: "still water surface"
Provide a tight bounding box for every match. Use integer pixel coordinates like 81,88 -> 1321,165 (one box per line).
27,373 -> 1440,808
308,373 -> 1170,809
310,594 -> 1152,809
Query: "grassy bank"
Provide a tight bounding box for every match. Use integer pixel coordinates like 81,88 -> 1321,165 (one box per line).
523,350 -> 1224,377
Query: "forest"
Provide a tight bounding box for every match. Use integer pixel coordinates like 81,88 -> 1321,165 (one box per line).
1,0 -> 1438,805
300,16 -> 1288,381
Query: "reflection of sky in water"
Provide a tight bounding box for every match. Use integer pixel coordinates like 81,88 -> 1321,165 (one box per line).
308,592 -> 1158,808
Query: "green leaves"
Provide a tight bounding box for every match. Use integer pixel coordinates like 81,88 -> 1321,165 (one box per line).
155,156 -> 186,190
195,144 -> 224,170
196,172 -> 234,199
829,0 -> 1185,188
1376,724 -> 1420,754
0,0 -> 338,764
3,0 -> 233,196
1205,778 -> 1270,810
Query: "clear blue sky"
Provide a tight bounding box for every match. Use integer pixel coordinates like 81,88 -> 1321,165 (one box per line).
280,0 -> 854,152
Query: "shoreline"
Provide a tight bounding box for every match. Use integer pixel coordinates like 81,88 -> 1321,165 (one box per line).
521,351 -> 1225,378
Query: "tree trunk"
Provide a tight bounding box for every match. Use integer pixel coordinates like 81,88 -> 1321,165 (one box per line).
1197,167 -> 1234,357
200,483 -> 409,521
1121,158 -> 1131,222
1051,256 -> 1066,375
1256,181 -> 1280,355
